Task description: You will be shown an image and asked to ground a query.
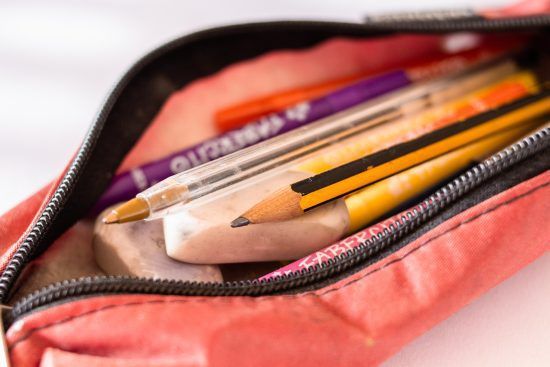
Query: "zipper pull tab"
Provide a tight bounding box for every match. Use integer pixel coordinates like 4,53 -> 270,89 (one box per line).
0,305 -> 12,367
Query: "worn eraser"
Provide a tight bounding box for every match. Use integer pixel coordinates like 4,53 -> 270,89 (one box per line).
93,207 -> 222,282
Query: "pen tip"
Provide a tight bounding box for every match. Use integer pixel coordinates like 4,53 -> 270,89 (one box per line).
102,211 -> 120,224
102,198 -> 150,224
231,216 -> 250,228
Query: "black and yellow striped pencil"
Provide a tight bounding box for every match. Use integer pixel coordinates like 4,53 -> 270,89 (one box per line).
231,88 -> 550,227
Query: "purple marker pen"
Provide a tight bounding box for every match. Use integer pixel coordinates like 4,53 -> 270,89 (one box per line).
93,70 -> 410,212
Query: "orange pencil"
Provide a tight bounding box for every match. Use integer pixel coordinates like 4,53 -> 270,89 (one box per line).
214,44 -> 514,132
214,73 -> 364,132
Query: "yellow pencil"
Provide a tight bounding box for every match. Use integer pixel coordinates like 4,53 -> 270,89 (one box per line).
231,90 -> 550,227
345,120 -> 545,232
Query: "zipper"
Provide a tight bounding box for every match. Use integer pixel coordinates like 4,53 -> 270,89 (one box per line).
0,305 -> 11,367
7,125 -> 549,325
362,13 -> 550,32
1,16 -> 549,324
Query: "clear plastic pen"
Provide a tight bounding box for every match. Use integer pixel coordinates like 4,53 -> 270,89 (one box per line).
103,57 -> 517,223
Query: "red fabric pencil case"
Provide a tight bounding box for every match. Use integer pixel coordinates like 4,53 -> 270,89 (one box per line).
1,2 -> 549,366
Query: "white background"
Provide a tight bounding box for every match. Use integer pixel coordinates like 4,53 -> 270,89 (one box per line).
1,1 -> 549,365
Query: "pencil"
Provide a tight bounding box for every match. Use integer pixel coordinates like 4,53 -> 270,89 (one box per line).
258,121 -> 548,280
231,89 -> 550,227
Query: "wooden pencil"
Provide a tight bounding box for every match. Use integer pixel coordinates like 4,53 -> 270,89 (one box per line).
231,89 -> 550,227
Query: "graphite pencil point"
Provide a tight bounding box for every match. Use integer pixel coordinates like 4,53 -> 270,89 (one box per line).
231,216 -> 250,228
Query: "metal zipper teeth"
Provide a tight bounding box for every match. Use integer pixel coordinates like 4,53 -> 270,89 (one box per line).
9,126 -> 549,323
0,116 -> 101,300
362,14 -> 550,32
0,39 -> 171,302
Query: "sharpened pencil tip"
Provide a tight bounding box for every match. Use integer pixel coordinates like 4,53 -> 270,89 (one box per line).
102,211 -> 120,224
231,216 -> 250,228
